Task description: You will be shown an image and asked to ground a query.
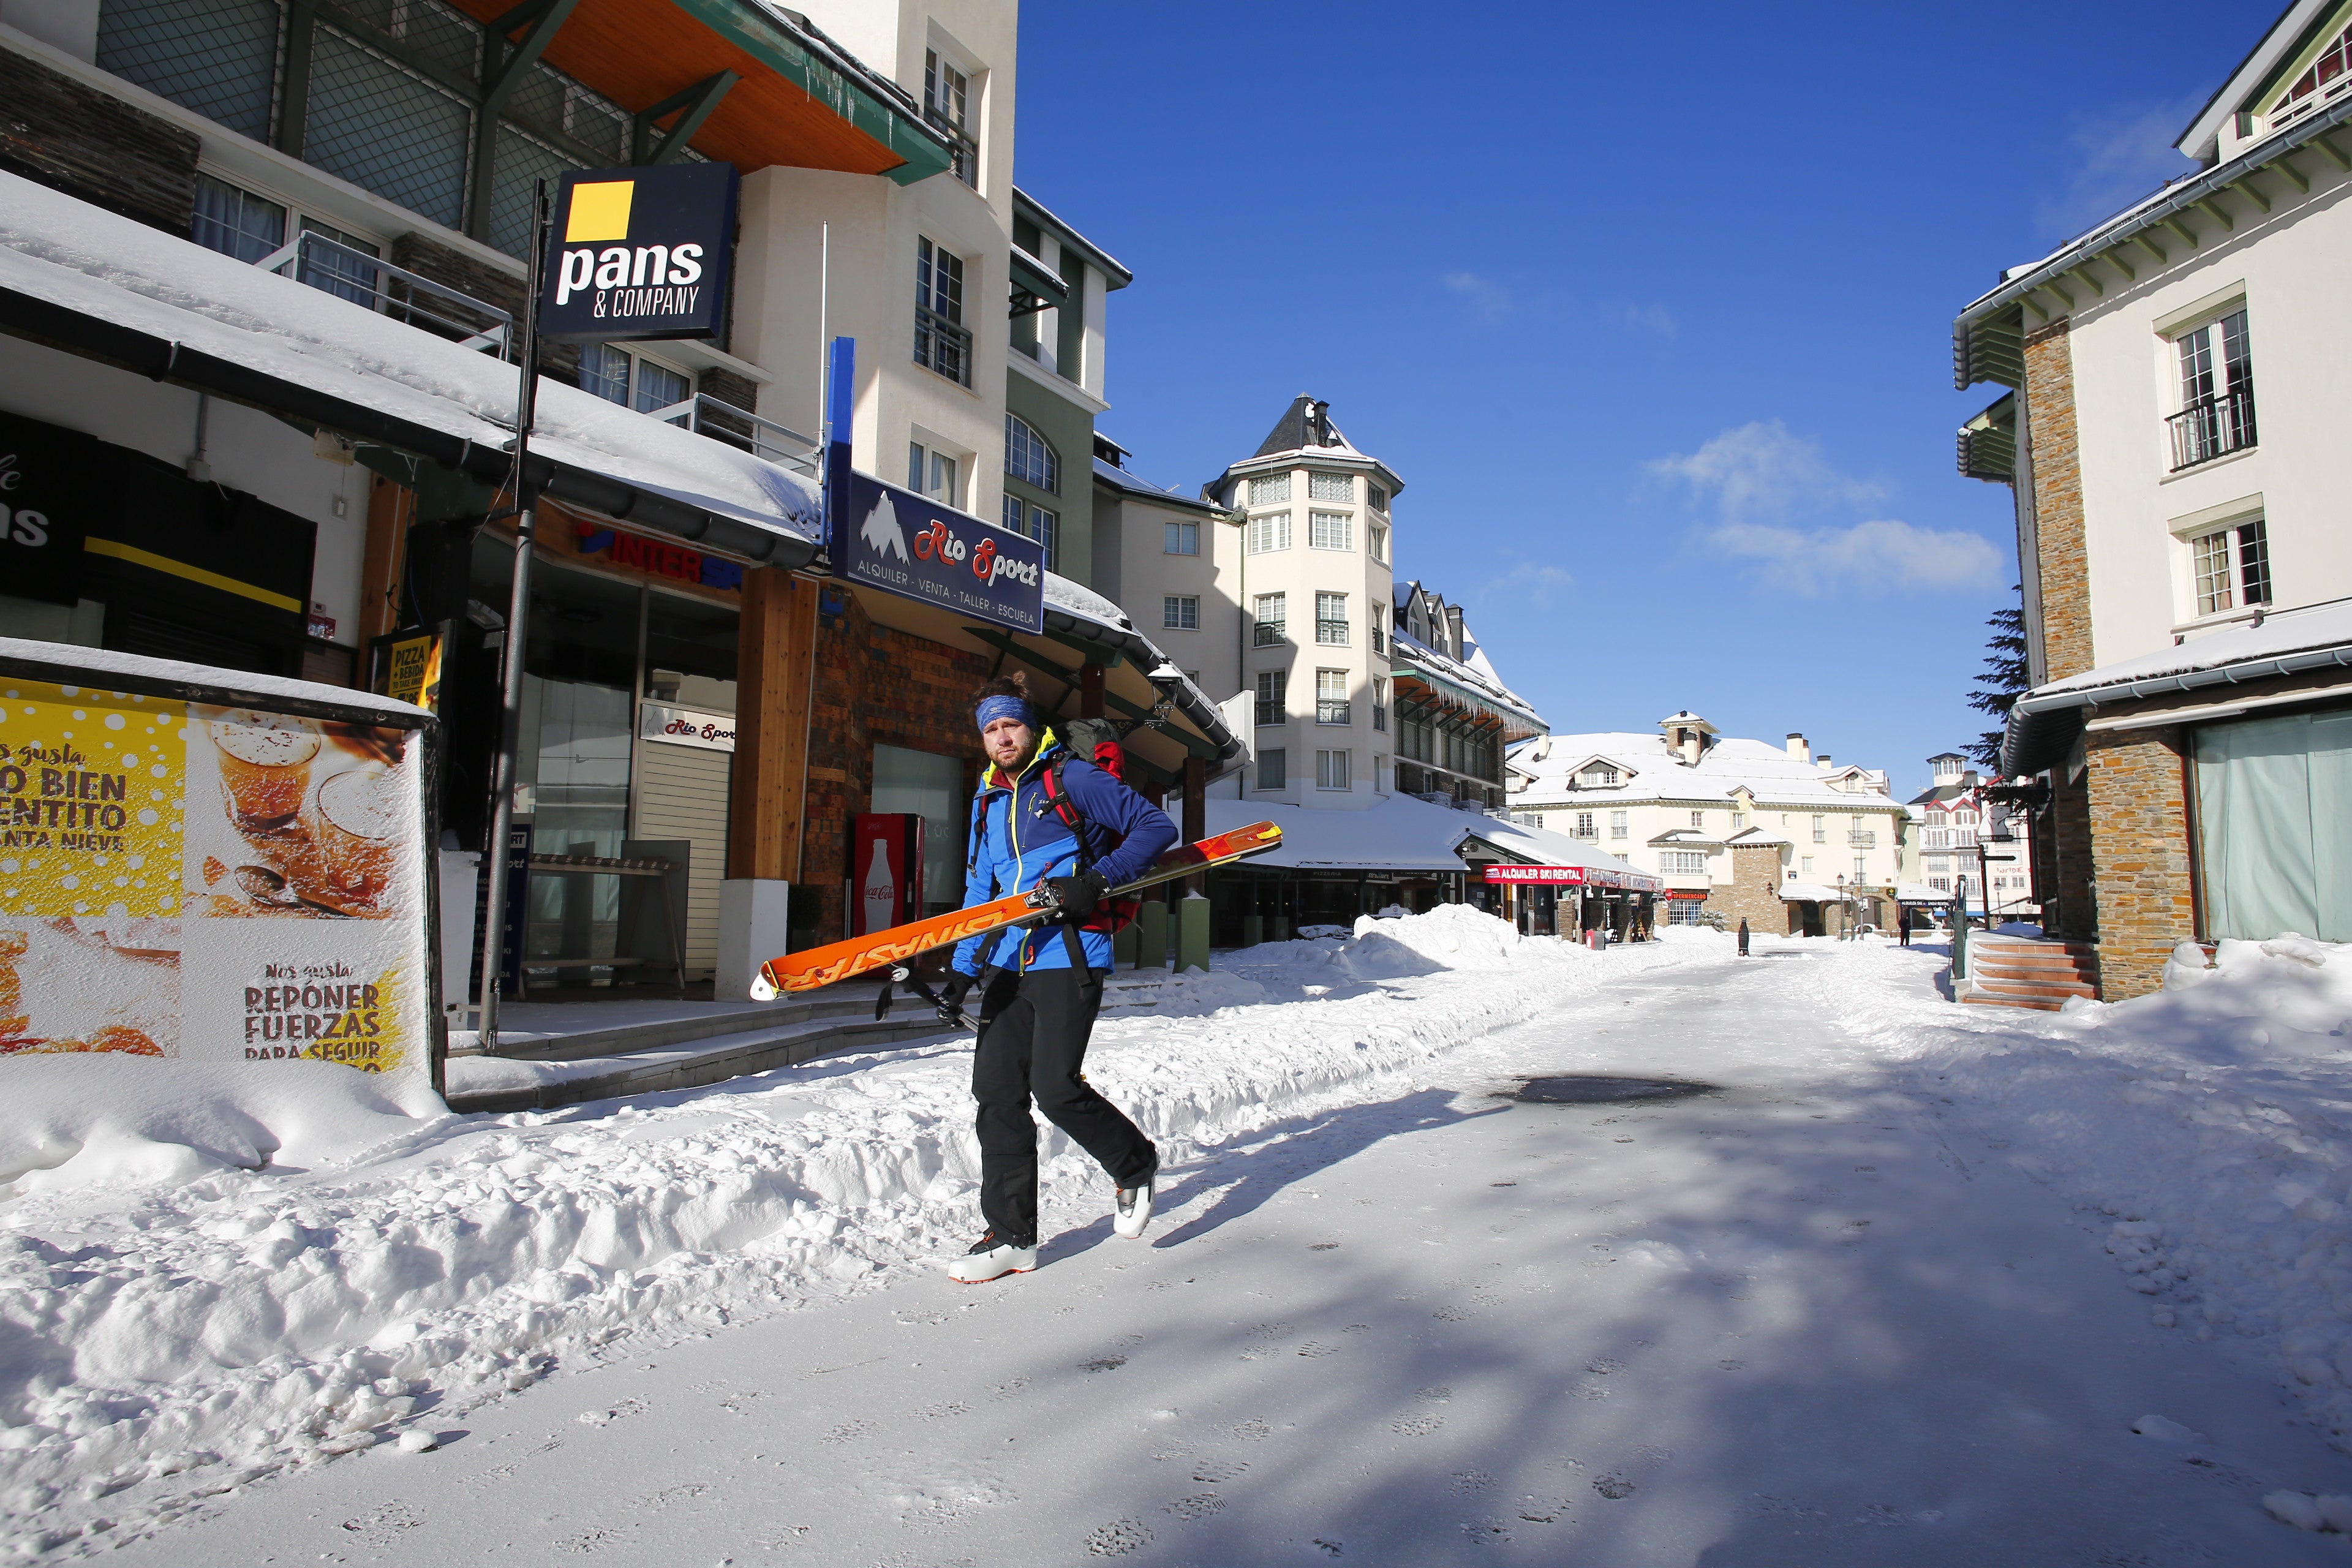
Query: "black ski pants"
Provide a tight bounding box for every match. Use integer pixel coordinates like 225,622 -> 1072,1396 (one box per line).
971,964 -> 1158,1245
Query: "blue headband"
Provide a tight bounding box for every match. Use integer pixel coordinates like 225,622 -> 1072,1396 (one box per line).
975,695 -> 1036,733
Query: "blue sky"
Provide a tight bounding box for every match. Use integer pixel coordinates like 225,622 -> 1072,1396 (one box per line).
1009,0 -> 2277,797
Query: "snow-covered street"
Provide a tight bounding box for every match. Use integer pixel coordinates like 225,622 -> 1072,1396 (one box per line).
11,912 -> 2352,1564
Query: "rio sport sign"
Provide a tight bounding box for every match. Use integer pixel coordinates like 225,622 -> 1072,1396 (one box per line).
537,165 -> 737,343
835,470 -> 1046,633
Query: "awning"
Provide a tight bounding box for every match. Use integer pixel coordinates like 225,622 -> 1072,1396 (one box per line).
0,172 -> 821,569
1781,881 -> 1860,903
1204,794 -> 1659,888
2003,597 -> 2352,775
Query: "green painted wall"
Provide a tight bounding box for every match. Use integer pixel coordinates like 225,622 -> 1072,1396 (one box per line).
1004,309 -> 1096,589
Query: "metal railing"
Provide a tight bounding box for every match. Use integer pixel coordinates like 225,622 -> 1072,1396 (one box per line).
257,230 -> 513,356
1253,620 -> 1286,647
1316,619 -> 1350,646
1373,704 -> 1387,731
1316,699 -> 1352,725
1370,625 -> 1385,654
646,395 -> 820,477
1847,830 -> 1876,849
2166,385 -> 2257,470
914,303 -> 972,385
1254,698 -> 1285,726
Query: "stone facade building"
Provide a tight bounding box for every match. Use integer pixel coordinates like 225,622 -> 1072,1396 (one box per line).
1954,0 -> 2352,997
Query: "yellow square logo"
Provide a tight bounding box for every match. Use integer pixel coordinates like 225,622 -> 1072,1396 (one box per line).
565,181 -> 635,243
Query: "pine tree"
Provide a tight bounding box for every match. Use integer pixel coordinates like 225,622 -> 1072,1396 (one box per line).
1964,585 -> 2029,774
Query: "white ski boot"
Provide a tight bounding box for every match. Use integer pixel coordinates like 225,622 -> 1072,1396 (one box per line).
947,1232 -> 1036,1283
1113,1166 -> 1156,1240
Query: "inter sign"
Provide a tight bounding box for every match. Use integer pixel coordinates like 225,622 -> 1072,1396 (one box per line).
537,164 -> 737,342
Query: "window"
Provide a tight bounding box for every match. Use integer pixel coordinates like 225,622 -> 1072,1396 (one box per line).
1667,898 -> 1705,925
1163,595 -> 1198,630
923,50 -> 976,187
1316,592 -> 1349,646
2168,308 -> 2254,470
1690,811 -> 1704,828
2271,22 -> 2352,127
579,344 -> 693,415
1579,765 -> 1618,786
1164,519 -> 1199,556
911,443 -> 959,505
1248,511 -> 1292,554
1248,473 -> 1291,505
1929,876 -> 1951,892
192,175 -> 287,265
1004,414 -> 1058,492
1309,471 -> 1353,502
1316,668 -> 1351,725
1253,593 -> 1287,647
1575,812 -> 1596,839
1368,484 -> 1389,513
1373,677 -> 1389,731
1801,856 -> 1815,875
1368,524 -> 1388,564
1610,810 -> 1628,840
1007,502 -> 1057,569
1254,669 -> 1287,726
1853,856 -> 1868,882
1316,748 -> 1351,790
2191,519 -> 2272,617
1730,811 -> 1747,830
1310,511 -> 1352,551
914,237 -> 970,385
1664,850 -> 1706,875
1812,815 -> 1826,843
1257,748 -> 1286,790
1370,601 -> 1386,654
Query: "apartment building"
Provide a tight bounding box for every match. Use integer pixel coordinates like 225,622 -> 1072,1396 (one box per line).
1508,717 -> 1907,935
1899,753 -> 2040,921
0,0 -> 1234,997
1952,0 -> 2352,995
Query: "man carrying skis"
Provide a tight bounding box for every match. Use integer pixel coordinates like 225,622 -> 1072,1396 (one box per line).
937,673 -> 1177,1283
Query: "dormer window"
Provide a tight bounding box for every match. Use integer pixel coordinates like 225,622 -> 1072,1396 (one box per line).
2271,22 -> 2352,130
1578,766 -> 1617,787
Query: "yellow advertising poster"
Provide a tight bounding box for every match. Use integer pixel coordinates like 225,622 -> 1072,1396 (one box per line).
383,631 -> 442,713
0,677 -> 428,1090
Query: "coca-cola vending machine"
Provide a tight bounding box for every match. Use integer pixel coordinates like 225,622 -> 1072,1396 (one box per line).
851,813 -> 925,937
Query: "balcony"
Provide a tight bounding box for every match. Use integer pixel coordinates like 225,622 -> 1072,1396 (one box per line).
260,230 -> 512,357
1253,620 -> 1287,647
646,396 -> 819,478
1255,699 -> 1286,726
1316,619 -> 1350,646
1317,700 -> 1352,725
1847,830 -> 1876,849
2166,385 -> 2256,471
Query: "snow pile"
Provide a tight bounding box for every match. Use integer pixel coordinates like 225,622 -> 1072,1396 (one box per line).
0,906 -> 1679,1554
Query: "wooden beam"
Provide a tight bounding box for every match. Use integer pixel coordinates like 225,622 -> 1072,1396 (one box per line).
2269,153 -> 2310,193
2163,215 -> 2200,248
2313,130 -> 2352,170
2195,195 -> 2235,231
2134,231 -> 2168,265
2068,265 -> 2104,298
2040,278 -> 2075,311
356,470 -> 411,649
728,568 -> 818,881
2230,176 -> 2271,213
2100,247 -> 2135,282
633,69 -> 739,165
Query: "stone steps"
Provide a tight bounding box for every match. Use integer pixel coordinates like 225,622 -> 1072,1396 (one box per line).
1961,934 -> 2099,1011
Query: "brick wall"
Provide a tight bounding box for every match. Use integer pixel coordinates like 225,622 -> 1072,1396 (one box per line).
1713,845 -> 1789,935
801,592 -> 993,943
2084,725 -> 2194,1000
2023,319 -> 2094,681
0,47 -> 198,235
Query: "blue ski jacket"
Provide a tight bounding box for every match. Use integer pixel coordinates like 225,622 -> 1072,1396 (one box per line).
950,732 -> 1178,976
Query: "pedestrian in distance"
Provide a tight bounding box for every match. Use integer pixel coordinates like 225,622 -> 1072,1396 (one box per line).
1737,917 -> 1751,957
936,673 -> 1177,1284
1900,913 -> 1912,948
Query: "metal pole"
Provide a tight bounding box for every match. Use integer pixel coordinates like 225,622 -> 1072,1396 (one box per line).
475,178 -> 551,1055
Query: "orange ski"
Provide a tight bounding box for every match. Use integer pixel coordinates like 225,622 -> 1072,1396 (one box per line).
750,821 -> 1283,998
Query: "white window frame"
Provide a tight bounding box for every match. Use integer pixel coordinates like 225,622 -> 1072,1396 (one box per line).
1163,595 -> 1199,630
1310,511 -> 1352,551
1256,748 -> 1287,790
1316,748 -> 1351,790
1247,472 -> 1291,505
1248,511 -> 1292,554
1368,523 -> 1388,564
1164,518 -> 1200,556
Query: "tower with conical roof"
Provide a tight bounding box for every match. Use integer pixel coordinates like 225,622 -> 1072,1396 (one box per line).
1202,396 -> 1404,810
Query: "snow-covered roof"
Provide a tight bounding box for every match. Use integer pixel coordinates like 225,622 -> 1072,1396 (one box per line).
1389,628 -> 1545,730
1514,729 -> 1898,812
2003,596 -> 2352,775
0,171 -> 821,556
1092,455 -> 1223,513
1204,795 -> 1657,888
1780,881 -> 1856,903
1726,827 -> 1793,848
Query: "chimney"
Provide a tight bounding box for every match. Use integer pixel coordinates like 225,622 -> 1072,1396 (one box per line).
1785,732 -> 1810,763
1308,399 -> 1332,446
1817,755 -> 1833,770
1444,605 -> 1465,656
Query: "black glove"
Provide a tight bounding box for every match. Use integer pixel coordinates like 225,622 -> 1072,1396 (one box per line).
1044,869 -> 1109,921
937,971 -> 973,1022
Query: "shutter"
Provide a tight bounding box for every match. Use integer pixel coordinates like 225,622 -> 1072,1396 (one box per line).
633,740 -> 732,978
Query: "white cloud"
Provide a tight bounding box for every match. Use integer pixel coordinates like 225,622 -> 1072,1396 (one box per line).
1441,270 -> 1513,328
1706,518 -> 2005,596
1485,564 -> 1574,606
1604,302 -> 1678,339
2037,102 -> 2199,239
1649,420 -> 1887,522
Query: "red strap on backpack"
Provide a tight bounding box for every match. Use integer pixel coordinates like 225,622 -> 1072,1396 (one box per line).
1039,760 -> 1143,934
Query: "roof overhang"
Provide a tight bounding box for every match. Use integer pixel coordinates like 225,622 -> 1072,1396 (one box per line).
1953,88 -> 2352,391
1959,391 -> 2016,483
440,0 -> 952,182
2178,0 -> 2342,160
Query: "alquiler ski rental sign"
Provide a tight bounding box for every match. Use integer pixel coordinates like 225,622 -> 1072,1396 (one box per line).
537,165 -> 737,342
838,472 -> 1046,634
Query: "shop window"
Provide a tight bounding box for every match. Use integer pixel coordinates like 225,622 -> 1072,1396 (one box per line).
873,744 -> 967,914
1257,748 -> 1287,790
1309,471 -> 1353,502
1165,519 -> 1199,556
2193,708 -> 2352,941
1667,899 -> 1704,926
